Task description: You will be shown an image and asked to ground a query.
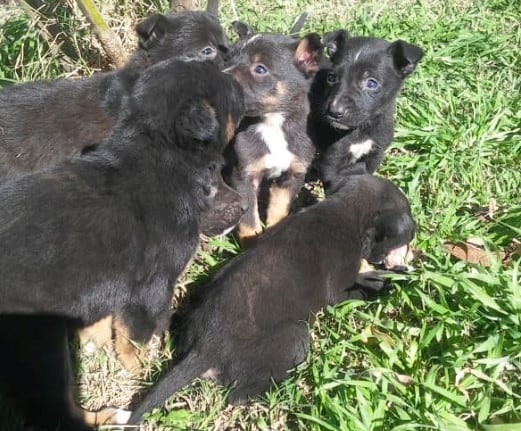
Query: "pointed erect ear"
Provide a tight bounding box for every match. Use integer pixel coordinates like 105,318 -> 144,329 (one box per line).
231,21 -> 254,40
136,14 -> 169,50
323,29 -> 349,62
294,33 -> 323,76
388,40 -> 424,78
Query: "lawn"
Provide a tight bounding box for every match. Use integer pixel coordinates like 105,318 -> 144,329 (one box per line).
0,0 -> 520,430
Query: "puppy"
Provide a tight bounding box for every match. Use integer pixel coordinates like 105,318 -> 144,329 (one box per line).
309,30 -> 423,195
0,10 -> 229,182
127,174 -> 416,423
223,22 -> 322,244
0,59 -> 244,430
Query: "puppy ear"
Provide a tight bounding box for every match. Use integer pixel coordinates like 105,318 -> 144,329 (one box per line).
136,14 -> 168,50
232,21 -> 254,40
175,98 -> 219,143
388,40 -> 424,78
294,33 -> 323,76
323,29 -> 349,62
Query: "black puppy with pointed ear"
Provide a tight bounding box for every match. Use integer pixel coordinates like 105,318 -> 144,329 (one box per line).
223,25 -> 323,244
309,29 -> 423,195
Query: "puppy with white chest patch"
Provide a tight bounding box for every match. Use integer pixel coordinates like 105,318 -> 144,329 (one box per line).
309,29 -> 423,195
223,22 -> 322,244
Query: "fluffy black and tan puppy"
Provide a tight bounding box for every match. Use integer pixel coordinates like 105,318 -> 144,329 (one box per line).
0,59 -> 244,430
0,10 -> 229,182
223,22 -> 322,244
127,174 -> 416,423
309,29 -> 423,195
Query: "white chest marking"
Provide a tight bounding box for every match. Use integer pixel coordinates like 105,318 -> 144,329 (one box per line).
256,113 -> 295,178
349,138 -> 374,163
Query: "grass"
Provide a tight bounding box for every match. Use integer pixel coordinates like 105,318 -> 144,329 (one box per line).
0,0 -> 520,429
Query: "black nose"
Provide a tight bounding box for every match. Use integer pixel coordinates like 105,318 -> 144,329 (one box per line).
327,100 -> 347,119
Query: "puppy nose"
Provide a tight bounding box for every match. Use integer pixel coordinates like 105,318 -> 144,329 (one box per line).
328,99 -> 347,119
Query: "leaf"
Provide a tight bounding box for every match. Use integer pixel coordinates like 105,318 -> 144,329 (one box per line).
444,240 -> 505,266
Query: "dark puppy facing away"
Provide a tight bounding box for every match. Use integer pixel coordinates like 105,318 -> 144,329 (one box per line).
310,29 -> 423,195
0,10 -> 229,182
0,9 -> 245,372
223,22 -> 322,243
0,59 -> 244,430
127,174 -> 416,424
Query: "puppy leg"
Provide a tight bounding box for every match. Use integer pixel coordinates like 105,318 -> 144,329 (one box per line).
266,167 -> 307,228
77,315 -> 113,352
113,303 -> 172,374
83,407 -> 131,426
235,175 -> 263,245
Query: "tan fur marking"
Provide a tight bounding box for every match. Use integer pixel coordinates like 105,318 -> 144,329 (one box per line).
266,185 -> 292,227
113,316 -> 143,375
276,81 -> 287,97
262,94 -> 279,111
290,159 -> 308,174
225,113 -> 236,143
77,315 -> 113,348
245,155 -> 270,175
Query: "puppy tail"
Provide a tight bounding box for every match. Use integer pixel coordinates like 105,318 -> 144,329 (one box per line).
127,351 -> 208,424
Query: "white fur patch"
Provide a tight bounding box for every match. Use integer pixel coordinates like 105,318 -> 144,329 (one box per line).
113,409 -> 132,425
349,139 -> 374,163
256,113 -> 295,178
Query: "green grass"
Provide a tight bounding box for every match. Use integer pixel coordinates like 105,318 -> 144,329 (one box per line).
1,0 -> 520,429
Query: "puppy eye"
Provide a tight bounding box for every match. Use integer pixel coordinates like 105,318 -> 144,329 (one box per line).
365,78 -> 379,89
201,46 -> 215,56
252,64 -> 268,75
326,72 -> 337,85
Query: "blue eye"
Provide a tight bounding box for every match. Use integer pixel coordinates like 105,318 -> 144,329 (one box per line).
326,72 -> 337,84
253,64 -> 268,75
365,78 -> 379,89
201,46 -> 215,56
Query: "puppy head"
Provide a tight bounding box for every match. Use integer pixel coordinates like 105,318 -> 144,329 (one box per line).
128,59 -> 244,151
342,175 -> 416,264
320,30 -> 423,129
199,173 -> 247,236
223,27 -> 322,116
132,11 -> 229,68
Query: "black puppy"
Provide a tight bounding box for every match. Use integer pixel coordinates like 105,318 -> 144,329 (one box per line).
309,30 -> 423,195
127,174 -> 416,423
0,59 -> 244,430
223,23 -> 322,244
0,10 -> 229,182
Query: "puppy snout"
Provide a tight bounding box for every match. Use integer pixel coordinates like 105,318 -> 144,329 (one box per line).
327,99 -> 347,119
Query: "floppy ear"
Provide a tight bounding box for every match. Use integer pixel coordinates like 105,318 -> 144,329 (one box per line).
231,21 -> 254,40
294,33 -> 323,76
175,98 -> 219,143
388,40 -> 424,78
323,29 -> 349,62
136,14 -> 169,50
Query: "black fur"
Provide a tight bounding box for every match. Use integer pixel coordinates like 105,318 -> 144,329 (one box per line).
223,24 -> 322,243
310,29 -> 423,195
128,174 -> 416,423
0,10 -> 229,183
0,59 -> 244,430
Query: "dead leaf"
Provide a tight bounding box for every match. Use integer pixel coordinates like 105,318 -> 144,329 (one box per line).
444,239 -> 505,266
